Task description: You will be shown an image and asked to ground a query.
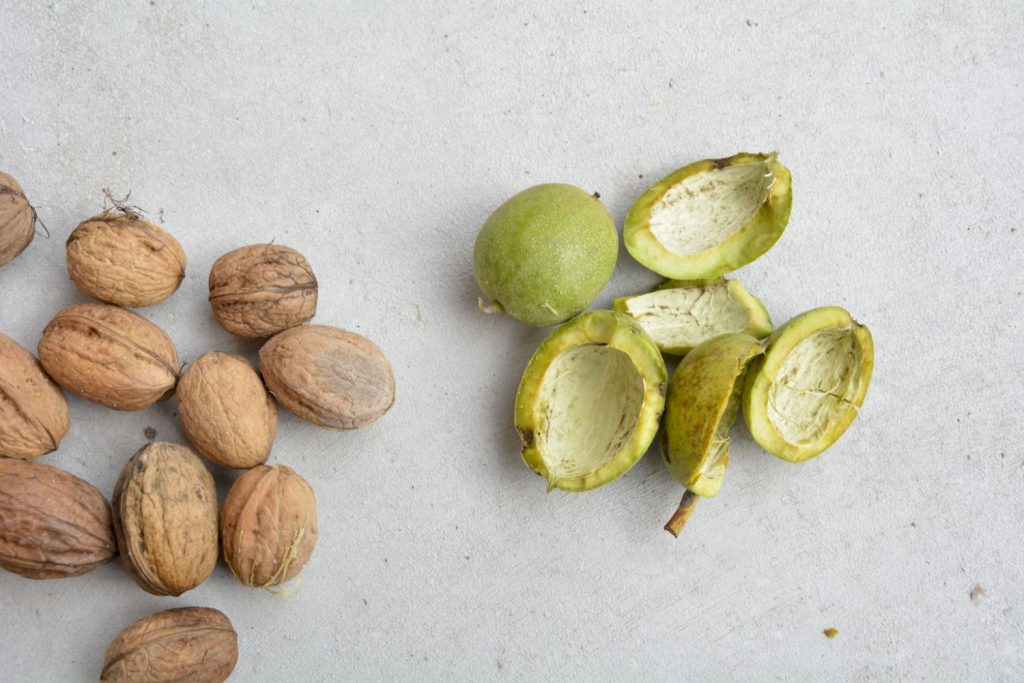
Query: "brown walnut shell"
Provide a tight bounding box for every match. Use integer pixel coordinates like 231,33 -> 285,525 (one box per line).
0,172 -> 34,267
220,464 -> 318,588
259,325 -> 395,430
0,333 -> 69,459
38,303 -> 179,411
208,244 -> 317,338
66,211 -> 186,307
101,606 -> 238,683
111,442 -> 219,596
0,459 -> 116,579
177,351 -> 277,469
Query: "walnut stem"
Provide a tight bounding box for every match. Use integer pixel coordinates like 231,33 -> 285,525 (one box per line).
664,490 -> 699,538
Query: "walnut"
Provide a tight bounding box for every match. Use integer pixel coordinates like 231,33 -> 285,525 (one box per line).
101,607 -> 237,683
220,464 -> 318,588
111,442 -> 219,596
177,351 -> 277,469
66,211 -> 186,307
0,333 -> 69,459
208,244 -> 317,338
37,303 -> 179,411
259,325 -> 395,430
0,172 -> 35,267
0,459 -> 116,579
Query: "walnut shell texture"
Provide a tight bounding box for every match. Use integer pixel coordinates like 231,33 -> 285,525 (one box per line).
101,606 -> 238,683
112,442 -> 219,596
208,244 -> 317,338
38,303 -> 179,411
0,459 -> 116,579
0,333 -> 69,459
0,172 -> 34,267
260,325 -> 395,430
221,464 -> 318,588
66,211 -> 186,307
177,351 -> 277,469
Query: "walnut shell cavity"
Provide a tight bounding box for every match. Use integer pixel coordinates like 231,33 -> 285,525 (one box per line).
38,303 -> 179,411
0,333 -> 69,459
66,212 -> 186,307
101,607 -> 238,683
208,244 -> 317,338
260,325 -> 395,430
0,172 -> 35,267
0,459 -> 117,579
177,351 -> 277,469
111,442 -> 219,597
220,464 -> 318,589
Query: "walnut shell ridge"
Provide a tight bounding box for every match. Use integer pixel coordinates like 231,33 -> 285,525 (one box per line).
177,351 -> 277,469
66,211 -> 186,307
101,606 -> 238,683
208,243 -> 317,338
111,442 -> 219,596
38,303 -> 179,411
0,333 -> 69,459
0,172 -> 35,267
220,464 -> 318,588
0,459 -> 117,579
259,325 -> 395,430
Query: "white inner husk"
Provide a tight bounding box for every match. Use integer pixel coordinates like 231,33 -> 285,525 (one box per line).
648,161 -> 773,256
767,327 -> 861,444
536,344 -> 644,480
624,284 -> 750,350
700,382 -> 742,484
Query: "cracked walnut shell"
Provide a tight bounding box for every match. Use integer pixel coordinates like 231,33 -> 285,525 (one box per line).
38,303 -> 179,411
66,211 -> 186,307
111,442 -> 219,596
177,351 -> 277,469
208,243 -> 317,338
0,459 -> 117,579
0,333 -> 69,459
220,464 -> 318,588
101,607 -> 238,683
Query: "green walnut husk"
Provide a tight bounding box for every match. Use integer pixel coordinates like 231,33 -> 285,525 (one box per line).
515,310 -> 667,492
613,277 -> 772,356
624,152 -> 792,280
661,333 -> 765,537
474,183 -> 617,326
743,307 -> 873,463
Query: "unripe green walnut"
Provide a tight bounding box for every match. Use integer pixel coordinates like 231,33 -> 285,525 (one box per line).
474,184 -> 617,326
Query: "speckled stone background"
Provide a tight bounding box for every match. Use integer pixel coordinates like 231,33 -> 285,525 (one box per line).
1,2 -> 1022,681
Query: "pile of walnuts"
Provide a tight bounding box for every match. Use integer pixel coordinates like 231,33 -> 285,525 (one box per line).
0,175 -> 395,682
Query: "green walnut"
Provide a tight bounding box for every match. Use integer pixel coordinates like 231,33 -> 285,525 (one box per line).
515,310 -> 667,491
743,307 -> 874,462
624,153 -> 792,279
613,277 -> 772,356
661,333 -> 764,537
474,184 -> 617,326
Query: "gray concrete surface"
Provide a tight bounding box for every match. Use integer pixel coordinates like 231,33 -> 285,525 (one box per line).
1,1 -> 1022,681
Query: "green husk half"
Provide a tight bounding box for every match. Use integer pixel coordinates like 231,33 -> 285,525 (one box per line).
624,153 -> 792,279
743,307 -> 874,463
515,310 -> 667,492
613,277 -> 772,355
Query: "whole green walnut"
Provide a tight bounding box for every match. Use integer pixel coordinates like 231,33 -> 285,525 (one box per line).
473,184 -> 617,326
